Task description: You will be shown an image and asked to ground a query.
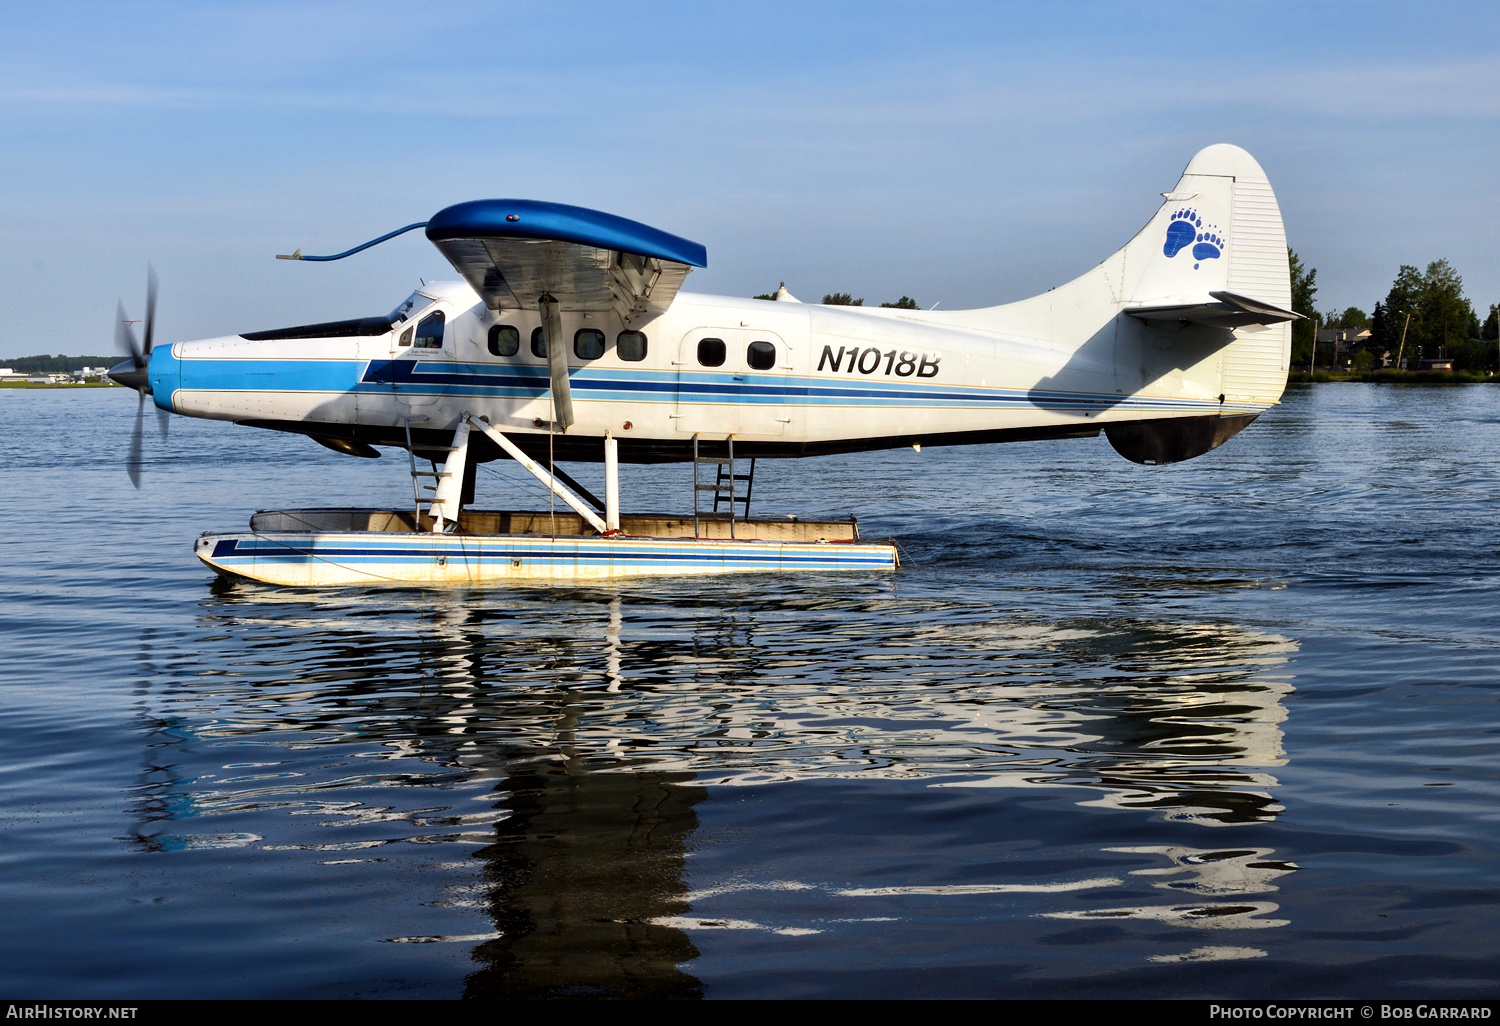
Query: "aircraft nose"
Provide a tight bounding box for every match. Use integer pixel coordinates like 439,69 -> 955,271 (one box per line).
108,357 -> 150,393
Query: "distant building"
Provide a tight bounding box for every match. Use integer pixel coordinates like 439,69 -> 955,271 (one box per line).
1314,327 -> 1375,367
1317,327 -> 1372,347
1418,358 -> 1454,373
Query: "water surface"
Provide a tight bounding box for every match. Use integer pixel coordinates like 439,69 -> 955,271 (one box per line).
0,385 -> 1496,998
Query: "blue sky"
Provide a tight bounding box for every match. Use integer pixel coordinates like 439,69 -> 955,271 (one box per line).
1,1 -> 1496,358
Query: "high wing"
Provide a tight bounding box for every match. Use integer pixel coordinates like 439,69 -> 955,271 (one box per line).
425,200 -> 707,431
423,198 -> 708,432
425,199 -> 707,323
278,200 -> 708,430
1124,290 -> 1303,329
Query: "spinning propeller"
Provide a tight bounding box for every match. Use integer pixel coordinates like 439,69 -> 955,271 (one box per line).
107,266 -> 170,488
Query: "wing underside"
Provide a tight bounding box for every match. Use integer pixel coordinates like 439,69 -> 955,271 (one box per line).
425,200 -> 706,324
423,199 -> 707,430
431,238 -> 692,323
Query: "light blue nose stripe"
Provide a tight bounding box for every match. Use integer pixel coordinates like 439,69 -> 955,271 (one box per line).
147,345 -> 181,413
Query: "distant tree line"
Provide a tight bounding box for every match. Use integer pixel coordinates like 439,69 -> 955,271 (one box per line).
1290,251 -> 1494,372
3,354 -> 116,373
754,290 -> 921,309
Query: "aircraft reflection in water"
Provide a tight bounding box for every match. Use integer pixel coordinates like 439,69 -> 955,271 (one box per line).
125,590 -> 1300,995
466,750 -> 706,998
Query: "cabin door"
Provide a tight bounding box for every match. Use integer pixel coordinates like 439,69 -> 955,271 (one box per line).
674,327 -> 796,439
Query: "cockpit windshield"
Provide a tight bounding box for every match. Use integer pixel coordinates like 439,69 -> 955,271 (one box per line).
390,292 -> 435,324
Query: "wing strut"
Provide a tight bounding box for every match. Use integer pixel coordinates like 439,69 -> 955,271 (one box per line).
465,415 -> 605,533
539,294 -> 574,430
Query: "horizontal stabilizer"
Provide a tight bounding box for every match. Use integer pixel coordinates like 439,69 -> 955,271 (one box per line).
1125,290 -> 1303,329
425,200 -> 707,323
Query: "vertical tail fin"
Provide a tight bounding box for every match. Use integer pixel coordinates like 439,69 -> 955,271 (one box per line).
1117,144 -> 1292,408
953,144 -> 1292,420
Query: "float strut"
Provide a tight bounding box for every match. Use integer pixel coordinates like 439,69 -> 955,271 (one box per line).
604,431 -> 620,533
427,418 -> 470,533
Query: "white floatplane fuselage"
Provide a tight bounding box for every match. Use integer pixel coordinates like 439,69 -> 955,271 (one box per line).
115,144 -> 1299,585
145,144 -> 1293,466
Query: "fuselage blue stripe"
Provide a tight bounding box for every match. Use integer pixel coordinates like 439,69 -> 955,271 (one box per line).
172,357 -> 1227,413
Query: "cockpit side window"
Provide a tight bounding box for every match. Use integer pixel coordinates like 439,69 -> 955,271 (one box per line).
415,311 -> 445,349
391,292 -> 433,324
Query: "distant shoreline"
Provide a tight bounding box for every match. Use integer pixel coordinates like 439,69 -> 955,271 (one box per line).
0,381 -> 120,389
1288,370 -> 1496,384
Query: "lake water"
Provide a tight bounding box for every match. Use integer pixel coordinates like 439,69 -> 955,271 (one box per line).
0,385 -> 1496,999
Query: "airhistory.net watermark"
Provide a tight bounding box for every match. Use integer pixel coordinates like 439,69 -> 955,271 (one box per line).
5,1007 -> 137,1020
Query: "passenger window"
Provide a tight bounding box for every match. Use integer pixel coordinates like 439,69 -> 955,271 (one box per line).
574,328 -> 606,360
697,337 -> 726,367
415,311 -> 445,349
617,330 -> 647,362
747,340 -> 776,370
488,325 -> 519,357
398,326 -> 413,347
531,326 -> 547,358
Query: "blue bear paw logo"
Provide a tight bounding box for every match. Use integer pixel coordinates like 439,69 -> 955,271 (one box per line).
1192,230 -> 1223,268
1163,208 -> 1225,269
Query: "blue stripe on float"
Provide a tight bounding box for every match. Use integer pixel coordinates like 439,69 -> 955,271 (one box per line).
210,559 -> 895,572
207,537 -> 896,569
215,558 -> 893,570
214,546 -> 894,565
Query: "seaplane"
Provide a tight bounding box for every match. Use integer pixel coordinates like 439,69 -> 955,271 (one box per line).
109,143 -> 1299,587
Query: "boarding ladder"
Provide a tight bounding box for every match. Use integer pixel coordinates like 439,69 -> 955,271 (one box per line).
404,418 -> 465,531
692,433 -> 754,539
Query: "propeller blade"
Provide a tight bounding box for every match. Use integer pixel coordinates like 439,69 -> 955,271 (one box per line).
143,265 -> 158,357
115,300 -> 142,365
127,392 -> 145,489
118,265 -> 165,480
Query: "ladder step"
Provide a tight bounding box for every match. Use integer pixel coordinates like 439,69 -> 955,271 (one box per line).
411,470 -> 450,477
694,450 -> 754,524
